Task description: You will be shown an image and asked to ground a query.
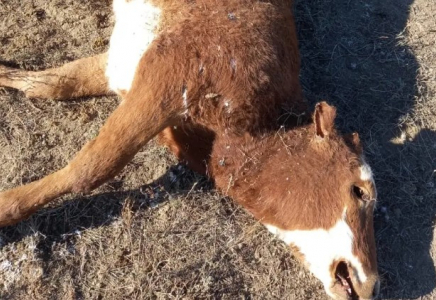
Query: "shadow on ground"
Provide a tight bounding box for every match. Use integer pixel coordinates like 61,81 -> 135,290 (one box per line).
0,164 -> 208,248
295,0 -> 436,298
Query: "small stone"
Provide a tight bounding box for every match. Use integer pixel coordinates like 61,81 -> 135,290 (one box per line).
169,171 -> 177,182
0,260 -> 12,270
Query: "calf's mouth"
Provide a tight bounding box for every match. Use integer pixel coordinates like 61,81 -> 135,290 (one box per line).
335,261 -> 358,300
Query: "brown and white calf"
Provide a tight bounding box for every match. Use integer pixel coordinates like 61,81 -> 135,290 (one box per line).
0,0 -> 380,299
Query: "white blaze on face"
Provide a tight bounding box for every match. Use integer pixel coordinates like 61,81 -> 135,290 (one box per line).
106,0 -> 161,93
359,162 -> 373,182
359,161 -> 377,207
265,209 -> 368,297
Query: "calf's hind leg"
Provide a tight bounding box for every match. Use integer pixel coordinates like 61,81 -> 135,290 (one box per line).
0,53 -> 111,100
0,62 -> 184,226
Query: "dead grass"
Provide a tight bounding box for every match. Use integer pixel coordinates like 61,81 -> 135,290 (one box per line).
0,0 -> 435,299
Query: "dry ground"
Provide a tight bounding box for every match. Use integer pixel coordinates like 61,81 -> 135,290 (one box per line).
0,0 -> 435,299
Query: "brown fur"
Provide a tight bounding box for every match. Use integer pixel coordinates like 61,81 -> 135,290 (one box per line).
157,124 -> 215,175
0,1 -> 378,299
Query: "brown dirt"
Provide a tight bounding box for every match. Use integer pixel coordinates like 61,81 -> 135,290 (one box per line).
0,0 -> 435,299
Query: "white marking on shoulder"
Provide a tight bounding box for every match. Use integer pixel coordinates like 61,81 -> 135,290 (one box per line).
106,0 -> 161,93
360,162 -> 373,182
265,208 -> 367,291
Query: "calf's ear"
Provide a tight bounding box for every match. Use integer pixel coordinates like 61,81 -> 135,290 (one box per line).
313,101 -> 337,138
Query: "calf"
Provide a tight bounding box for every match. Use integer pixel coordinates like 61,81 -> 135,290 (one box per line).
0,0 -> 380,299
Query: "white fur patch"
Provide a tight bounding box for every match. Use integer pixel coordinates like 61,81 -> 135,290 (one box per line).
106,0 -> 161,93
359,163 -> 373,182
265,209 -> 367,294
182,86 -> 188,115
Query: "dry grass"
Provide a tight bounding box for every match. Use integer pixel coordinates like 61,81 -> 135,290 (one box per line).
0,0 -> 435,299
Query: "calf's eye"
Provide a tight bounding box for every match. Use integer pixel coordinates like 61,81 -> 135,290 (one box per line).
353,185 -> 370,201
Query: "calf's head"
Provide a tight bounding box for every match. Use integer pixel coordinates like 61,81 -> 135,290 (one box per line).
243,102 -> 379,299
